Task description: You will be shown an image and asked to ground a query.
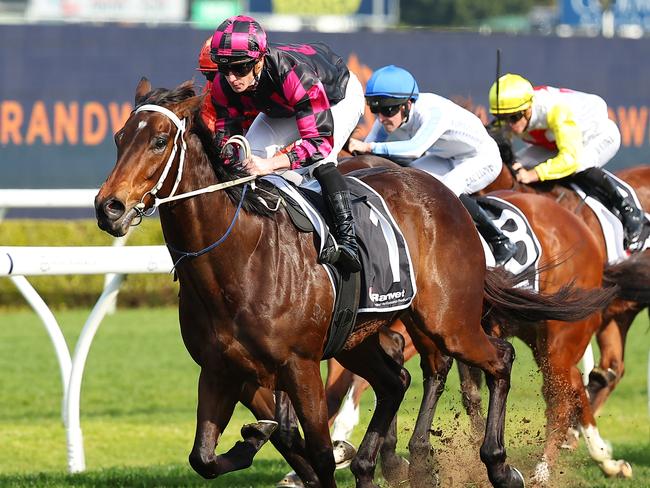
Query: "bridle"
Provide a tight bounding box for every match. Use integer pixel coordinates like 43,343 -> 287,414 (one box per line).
132,104 -> 256,217
129,103 -> 258,267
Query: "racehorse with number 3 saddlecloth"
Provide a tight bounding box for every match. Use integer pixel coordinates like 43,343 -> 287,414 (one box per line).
317,155 -> 643,485
482,137 -> 650,419
95,79 -> 616,488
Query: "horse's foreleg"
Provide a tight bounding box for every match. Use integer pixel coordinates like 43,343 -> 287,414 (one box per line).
189,369 -> 273,479
325,359 -> 356,426
326,358 -> 366,466
240,386 -> 319,487
376,326 -> 409,486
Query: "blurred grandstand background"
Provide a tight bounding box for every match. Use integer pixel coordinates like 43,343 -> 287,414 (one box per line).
0,0 -> 648,36
1,1 -> 650,201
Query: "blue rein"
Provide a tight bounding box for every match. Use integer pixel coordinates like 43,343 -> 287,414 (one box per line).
166,184 -> 249,270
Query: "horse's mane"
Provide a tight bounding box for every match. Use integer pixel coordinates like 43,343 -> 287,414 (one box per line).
137,81 -> 275,216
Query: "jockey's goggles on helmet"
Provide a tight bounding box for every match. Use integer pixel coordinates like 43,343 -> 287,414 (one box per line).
496,111 -> 526,124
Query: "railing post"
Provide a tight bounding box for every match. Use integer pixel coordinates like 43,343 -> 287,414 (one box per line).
65,273 -> 125,473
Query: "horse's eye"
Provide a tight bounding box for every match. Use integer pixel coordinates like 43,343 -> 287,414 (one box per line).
153,136 -> 168,151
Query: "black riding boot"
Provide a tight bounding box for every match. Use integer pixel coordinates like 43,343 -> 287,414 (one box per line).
314,163 -> 362,273
575,167 -> 645,245
459,193 -> 517,266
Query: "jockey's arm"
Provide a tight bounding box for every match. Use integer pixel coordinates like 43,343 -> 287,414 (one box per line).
533,104 -> 582,181
245,153 -> 291,175
369,105 -> 444,159
283,70 -> 335,169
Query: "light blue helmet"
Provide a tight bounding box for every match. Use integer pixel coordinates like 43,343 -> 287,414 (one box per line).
365,65 -> 419,109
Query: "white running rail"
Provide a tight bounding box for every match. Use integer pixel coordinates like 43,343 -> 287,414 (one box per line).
0,245 -> 173,473
0,188 -> 172,473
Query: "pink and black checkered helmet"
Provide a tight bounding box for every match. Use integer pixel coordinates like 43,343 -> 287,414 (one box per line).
211,15 -> 267,63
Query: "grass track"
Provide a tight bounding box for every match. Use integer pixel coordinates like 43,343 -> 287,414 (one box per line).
1,307 -> 649,487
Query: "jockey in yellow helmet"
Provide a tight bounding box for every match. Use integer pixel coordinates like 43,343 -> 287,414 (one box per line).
489,73 -> 644,248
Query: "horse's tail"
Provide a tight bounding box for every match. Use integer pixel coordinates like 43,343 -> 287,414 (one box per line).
484,267 -> 619,325
604,252 -> 650,304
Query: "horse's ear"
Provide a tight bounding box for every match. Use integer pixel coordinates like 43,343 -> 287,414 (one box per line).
173,84 -> 206,120
135,77 -> 152,106
173,95 -> 205,122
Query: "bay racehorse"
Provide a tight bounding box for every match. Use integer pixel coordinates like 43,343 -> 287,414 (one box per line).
95,79 -> 616,488
484,136 -> 650,417
318,157 -> 640,484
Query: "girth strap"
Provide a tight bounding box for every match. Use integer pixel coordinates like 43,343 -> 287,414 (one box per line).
321,268 -> 361,359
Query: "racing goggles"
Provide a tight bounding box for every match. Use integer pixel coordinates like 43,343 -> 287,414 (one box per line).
369,103 -> 403,117
215,59 -> 257,77
497,111 -> 526,124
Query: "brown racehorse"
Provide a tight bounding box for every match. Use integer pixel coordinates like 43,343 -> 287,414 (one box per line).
320,158 -> 643,484
361,154 -> 650,423
483,139 -> 650,417
95,79 -> 616,488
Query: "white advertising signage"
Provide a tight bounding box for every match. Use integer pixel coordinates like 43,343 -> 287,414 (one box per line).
28,0 -> 188,22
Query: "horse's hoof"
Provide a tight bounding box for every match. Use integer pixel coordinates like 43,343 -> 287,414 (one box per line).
333,439 -> 357,469
241,419 -> 278,440
620,461 -> 633,478
276,471 -> 304,488
507,466 -> 525,488
600,459 -> 633,478
381,455 -> 410,487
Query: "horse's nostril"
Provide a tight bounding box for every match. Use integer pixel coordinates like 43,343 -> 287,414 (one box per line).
103,198 -> 125,219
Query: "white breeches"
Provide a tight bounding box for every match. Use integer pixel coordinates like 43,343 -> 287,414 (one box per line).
517,119 -> 621,172
410,147 -> 503,196
246,72 -> 365,172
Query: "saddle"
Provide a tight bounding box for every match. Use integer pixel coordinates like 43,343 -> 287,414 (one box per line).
261,172 -> 417,358
562,175 -> 650,261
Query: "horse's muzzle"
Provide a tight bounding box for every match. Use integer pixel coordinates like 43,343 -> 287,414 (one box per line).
95,196 -> 129,237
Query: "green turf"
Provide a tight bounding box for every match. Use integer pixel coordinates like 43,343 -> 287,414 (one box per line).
1,306 -> 649,486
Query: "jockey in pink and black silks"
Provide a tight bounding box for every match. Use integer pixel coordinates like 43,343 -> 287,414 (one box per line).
205,15 -> 365,272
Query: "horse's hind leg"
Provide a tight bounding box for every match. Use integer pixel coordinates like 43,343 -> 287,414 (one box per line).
457,361 -> 486,442
408,309 -> 523,488
336,332 -> 411,488
478,335 -> 524,488
189,368 -> 273,479
536,321 -> 632,482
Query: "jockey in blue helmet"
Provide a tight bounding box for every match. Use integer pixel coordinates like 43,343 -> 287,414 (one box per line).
349,65 -> 517,266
